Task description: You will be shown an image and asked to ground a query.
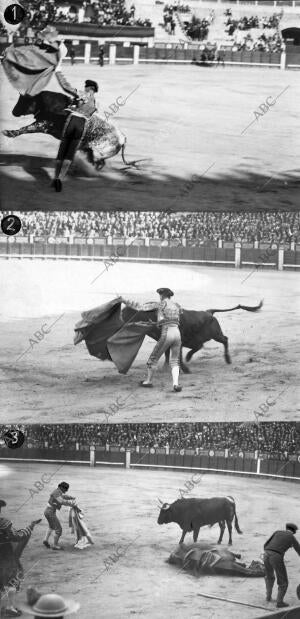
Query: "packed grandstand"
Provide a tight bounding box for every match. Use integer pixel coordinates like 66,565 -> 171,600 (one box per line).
0,0 -> 286,54
1,423 -> 299,456
2,211 -> 299,244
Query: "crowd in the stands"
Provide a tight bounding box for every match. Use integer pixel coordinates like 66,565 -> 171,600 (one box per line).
224,9 -> 283,52
0,0 -> 151,37
1,423 -> 299,456
2,211 -> 299,244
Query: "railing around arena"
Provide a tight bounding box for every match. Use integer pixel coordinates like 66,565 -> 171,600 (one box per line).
1,444 -> 299,481
0,39 -> 297,69
0,236 -> 299,271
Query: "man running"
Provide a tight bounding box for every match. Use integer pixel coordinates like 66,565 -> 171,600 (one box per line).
263,522 -> 300,608
43,482 -> 76,550
121,288 -> 182,392
53,64 -> 99,192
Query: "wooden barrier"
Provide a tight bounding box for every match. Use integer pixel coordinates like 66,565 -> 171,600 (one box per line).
1,447 -> 299,481
0,239 -> 299,271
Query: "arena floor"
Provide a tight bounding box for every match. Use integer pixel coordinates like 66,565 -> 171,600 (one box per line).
0,260 -> 298,423
1,461 -> 299,618
0,63 -> 299,211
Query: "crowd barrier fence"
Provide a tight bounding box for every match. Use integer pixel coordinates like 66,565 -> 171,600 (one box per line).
1,446 -> 299,481
0,39 -> 298,69
0,238 -> 299,270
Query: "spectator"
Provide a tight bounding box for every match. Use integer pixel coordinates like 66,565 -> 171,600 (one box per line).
1,211 -> 298,245
1,423 -> 298,456
68,44 -> 76,64
98,45 -> 104,66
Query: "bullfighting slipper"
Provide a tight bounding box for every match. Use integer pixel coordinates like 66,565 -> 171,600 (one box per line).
3,609 -> 22,617
276,602 -> 289,608
52,545 -> 64,550
43,540 -> 51,548
53,178 -> 62,192
139,381 -> 153,388
173,385 -> 182,392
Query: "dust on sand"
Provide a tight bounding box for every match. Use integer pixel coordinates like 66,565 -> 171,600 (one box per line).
2,463 -> 299,618
0,64 -> 299,211
0,261 -> 298,422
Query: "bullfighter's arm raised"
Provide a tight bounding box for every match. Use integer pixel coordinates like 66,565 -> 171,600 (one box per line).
121,298 -> 160,312
55,70 -> 78,98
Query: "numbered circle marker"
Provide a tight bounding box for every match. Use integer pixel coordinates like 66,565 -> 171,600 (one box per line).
1,214 -> 21,235
3,429 -> 25,449
4,3 -> 25,25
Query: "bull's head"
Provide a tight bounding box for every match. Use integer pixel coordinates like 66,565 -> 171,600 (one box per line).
157,498 -> 172,524
13,95 -> 38,118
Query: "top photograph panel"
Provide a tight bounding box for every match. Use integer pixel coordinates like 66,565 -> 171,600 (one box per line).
0,0 -> 299,211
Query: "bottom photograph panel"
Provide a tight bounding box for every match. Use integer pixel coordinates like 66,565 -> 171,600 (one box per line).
0,422 -> 299,619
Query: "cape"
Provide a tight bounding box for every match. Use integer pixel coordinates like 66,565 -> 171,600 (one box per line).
2,42 -> 60,95
74,298 -> 152,374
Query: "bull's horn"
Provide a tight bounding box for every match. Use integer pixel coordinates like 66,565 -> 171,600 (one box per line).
162,503 -> 170,511
157,498 -> 164,505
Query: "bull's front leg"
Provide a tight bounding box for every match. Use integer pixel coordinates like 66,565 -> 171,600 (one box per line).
217,520 -> 226,544
2,120 -> 51,138
179,529 -> 187,544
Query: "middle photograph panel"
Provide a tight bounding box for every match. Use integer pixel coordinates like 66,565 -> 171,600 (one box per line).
1,209 -> 298,423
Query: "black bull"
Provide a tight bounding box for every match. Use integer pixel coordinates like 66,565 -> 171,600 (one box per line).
157,496 -> 243,545
122,301 -> 262,373
6,91 -> 135,169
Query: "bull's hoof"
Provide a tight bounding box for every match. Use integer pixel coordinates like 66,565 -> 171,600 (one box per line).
2,129 -> 17,138
95,159 -> 105,171
228,541 -> 232,546
181,366 -> 190,374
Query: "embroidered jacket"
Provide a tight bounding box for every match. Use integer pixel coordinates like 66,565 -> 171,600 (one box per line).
123,298 -> 181,326
48,488 -> 74,511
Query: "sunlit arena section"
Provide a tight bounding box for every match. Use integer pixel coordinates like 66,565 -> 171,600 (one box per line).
0,208 -> 299,422
0,421 -> 299,619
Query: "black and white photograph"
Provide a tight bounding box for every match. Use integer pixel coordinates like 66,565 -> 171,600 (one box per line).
0,422 -> 300,619
0,1 -> 299,618
0,209 -> 299,422
0,0 -> 299,211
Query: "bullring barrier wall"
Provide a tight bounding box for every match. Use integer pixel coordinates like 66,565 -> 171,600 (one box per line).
1,40 -> 298,69
1,445 -> 299,481
0,237 -> 299,270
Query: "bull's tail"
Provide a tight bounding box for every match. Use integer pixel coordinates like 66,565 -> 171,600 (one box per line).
227,496 -> 243,535
121,139 -> 151,169
207,300 -> 263,315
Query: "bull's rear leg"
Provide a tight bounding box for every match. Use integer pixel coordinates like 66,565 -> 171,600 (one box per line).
217,520 -> 226,544
180,346 -> 190,374
226,518 -> 233,545
213,333 -> 231,364
2,120 -> 50,138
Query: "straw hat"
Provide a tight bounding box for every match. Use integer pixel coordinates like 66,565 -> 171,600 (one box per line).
19,590 -> 80,617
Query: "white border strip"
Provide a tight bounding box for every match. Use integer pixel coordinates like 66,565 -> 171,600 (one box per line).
0,254 -> 234,265
0,458 -> 297,480
131,463 -> 300,481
